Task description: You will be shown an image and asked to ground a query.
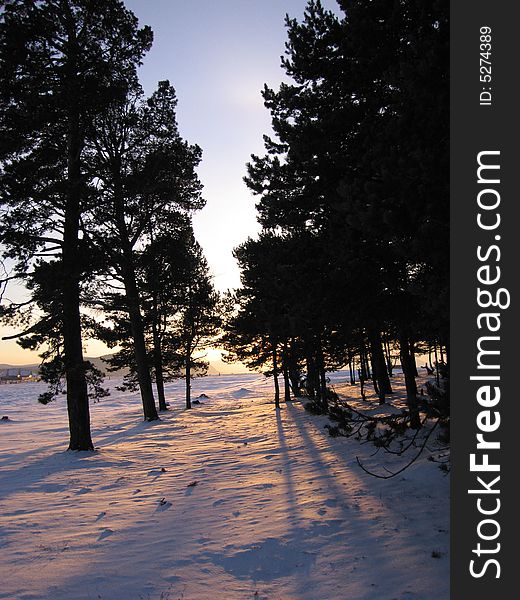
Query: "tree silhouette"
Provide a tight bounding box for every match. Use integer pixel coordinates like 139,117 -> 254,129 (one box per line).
0,0 -> 152,448
83,80 -> 204,420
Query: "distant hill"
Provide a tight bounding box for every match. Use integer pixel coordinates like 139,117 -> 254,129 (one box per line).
0,363 -> 40,371
1,354 -> 250,377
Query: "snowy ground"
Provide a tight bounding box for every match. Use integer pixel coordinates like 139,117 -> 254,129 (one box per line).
0,372 -> 449,600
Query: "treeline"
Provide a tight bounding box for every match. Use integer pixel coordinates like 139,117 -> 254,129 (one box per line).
0,0 -> 450,452
0,1 -> 219,450
222,0 -> 449,428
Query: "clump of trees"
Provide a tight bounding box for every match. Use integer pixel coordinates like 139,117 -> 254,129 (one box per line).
0,0 -> 449,457
222,0 -> 449,434
0,0 -> 219,449
100,224 -> 221,412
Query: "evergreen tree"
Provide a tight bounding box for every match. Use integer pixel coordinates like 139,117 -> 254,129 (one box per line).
242,0 -> 448,426
99,225 -> 219,412
0,0 -> 152,448
168,236 -> 221,410
222,234 -> 305,409
83,80 -> 204,420
139,221 -> 194,411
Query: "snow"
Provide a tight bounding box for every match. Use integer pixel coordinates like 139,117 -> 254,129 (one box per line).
0,372 -> 449,600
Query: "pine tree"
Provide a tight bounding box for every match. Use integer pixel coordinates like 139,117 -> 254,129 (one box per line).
98,224 -> 219,412
242,0 -> 448,425
168,236 -> 221,410
83,80 -> 204,420
0,0 -> 152,448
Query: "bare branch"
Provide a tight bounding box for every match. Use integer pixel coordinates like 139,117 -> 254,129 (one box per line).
355,420 -> 440,479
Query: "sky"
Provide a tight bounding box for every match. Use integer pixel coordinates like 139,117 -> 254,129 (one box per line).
0,0 -> 341,365
124,0 -> 340,291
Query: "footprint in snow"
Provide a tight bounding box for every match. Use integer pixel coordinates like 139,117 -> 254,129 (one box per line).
148,467 -> 167,477
97,528 -> 114,541
99,476 -> 126,491
75,487 -> 92,495
39,483 -> 68,493
156,498 -> 172,511
317,508 -> 327,516
95,512 -> 106,521
185,482 -> 198,497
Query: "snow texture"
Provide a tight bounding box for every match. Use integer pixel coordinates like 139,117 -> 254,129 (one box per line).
0,372 -> 449,600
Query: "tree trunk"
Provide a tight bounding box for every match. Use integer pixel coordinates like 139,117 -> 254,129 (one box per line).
434,342 -> 440,386
317,343 -> 328,412
365,349 -> 372,379
282,340 -> 291,402
283,362 -> 291,402
373,376 -> 380,398
272,346 -> 280,409
305,351 -> 317,400
359,373 -> 366,401
114,175 -> 158,421
63,107 -> 93,451
360,349 -> 369,381
410,340 -> 419,377
384,336 -> 393,377
399,334 -> 421,429
348,354 -> 355,384
288,366 -> 301,396
152,321 -> 167,411
287,339 -> 301,396
368,328 -> 392,404
149,253 -> 167,411
122,262 -> 158,421
63,273 -> 93,450
185,352 -> 192,410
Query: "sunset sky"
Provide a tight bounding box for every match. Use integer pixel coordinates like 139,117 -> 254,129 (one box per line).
124,0 -> 339,291
1,0 -> 340,365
